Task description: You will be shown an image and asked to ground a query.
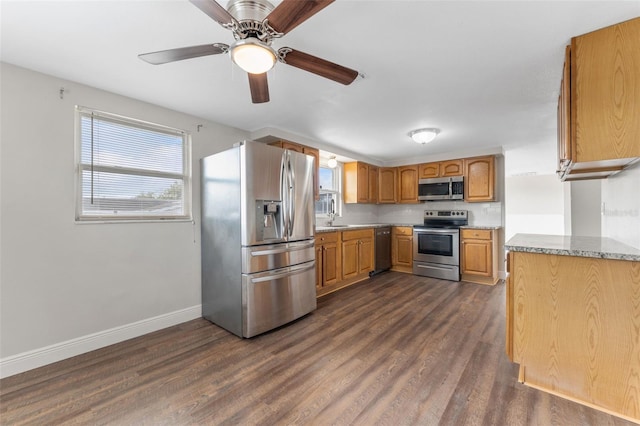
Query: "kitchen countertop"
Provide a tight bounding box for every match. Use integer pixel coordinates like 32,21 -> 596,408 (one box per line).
316,224 -> 502,232
505,233 -> 640,262
460,225 -> 502,230
315,223 -> 412,233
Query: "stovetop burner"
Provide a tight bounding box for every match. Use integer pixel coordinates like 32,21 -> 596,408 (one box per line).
415,209 -> 468,229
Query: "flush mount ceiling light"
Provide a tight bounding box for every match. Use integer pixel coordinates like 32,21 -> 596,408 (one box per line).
230,37 -> 277,74
327,156 -> 338,168
410,128 -> 440,144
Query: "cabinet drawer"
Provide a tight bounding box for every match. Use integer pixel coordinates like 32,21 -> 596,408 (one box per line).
392,226 -> 413,236
315,231 -> 338,244
341,228 -> 374,241
461,229 -> 493,240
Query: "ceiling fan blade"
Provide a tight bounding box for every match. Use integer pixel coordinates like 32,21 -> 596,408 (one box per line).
139,44 -> 229,65
266,0 -> 334,35
278,48 -> 359,85
248,73 -> 270,104
189,0 -> 237,28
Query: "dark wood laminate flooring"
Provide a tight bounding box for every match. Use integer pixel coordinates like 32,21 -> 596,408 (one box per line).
1,272 -> 636,425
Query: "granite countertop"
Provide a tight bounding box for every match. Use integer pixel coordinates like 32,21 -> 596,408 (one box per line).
505,233 -> 640,262
315,223 -> 413,232
316,224 -> 502,232
460,225 -> 502,230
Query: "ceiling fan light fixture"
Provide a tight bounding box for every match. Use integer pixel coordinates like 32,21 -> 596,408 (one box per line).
327,156 -> 338,168
230,38 -> 277,74
410,128 -> 440,144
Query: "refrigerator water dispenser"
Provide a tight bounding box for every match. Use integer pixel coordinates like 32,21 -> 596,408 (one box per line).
256,200 -> 282,241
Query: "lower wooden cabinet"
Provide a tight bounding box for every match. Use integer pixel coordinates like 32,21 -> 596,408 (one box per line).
507,250 -> 640,422
315,232 -> 340,291
341,229 -> 374,279
460,228 -> 499,285
391,226 -> 413,273
315,228 -> 374,297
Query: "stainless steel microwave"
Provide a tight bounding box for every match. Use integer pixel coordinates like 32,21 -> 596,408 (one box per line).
418,176 -> 464,201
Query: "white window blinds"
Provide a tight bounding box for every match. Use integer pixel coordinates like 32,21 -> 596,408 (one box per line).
75,107 -> 191,221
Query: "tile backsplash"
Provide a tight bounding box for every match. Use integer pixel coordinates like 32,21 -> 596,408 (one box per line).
336,201 -> 503,227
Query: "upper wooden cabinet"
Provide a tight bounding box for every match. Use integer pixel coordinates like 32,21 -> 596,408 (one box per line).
419,160 -> 463,179
464,156 -> 495,202
269,140 -> 319,200
558,17 -> 640,181
378,167 -> 397,204
368,165 -> 378,204
344,161 -> 376,204
397,165 -> 418,203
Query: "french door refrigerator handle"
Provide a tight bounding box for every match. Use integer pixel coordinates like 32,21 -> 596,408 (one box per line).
288,154 -> 295,236
280,151 -> 289,238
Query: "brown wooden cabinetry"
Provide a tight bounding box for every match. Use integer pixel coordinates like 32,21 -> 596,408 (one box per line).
315,232 -> 340,291
506,250 -> 640,422
341,228 -> 374,280
269,140 -> 319,200
368,165 -> 378,204
378,167 -> 397,203
344,161 -> 376,204
464,156 -> 495,202
391,226 -> 413,273
419,160 -> 463,178
460,228 -> 499,285
397,165 -> 418,203
558,17 -> 640,181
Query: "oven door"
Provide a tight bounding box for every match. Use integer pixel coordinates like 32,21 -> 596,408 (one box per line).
413,228 -> 460,266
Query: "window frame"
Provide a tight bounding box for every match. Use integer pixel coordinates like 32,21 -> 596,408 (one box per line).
74,106 -> 192,223
315,160 -> 343,219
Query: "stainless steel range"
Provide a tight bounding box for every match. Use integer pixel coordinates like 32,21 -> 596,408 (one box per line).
413,210 -> 468,281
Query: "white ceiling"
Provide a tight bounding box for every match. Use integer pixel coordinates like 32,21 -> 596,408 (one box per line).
2,0 -> 639,166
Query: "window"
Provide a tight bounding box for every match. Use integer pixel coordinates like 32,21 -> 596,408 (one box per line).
315,162 -> 342,217
75,106 -> 191,221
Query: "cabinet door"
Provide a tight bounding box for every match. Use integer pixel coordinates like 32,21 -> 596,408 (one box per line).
461,239 -> 492,276
358,237 -> 374,275
395,235 -> 413,267
572,18 -> 640,163
419,162 -> 440,179
315,245 -> 323,290
281,141 -> 304,153
323,242 -> 339,286
464,156 -> 495,202
440,160 -> 463,177
557,46 -> 572,175
341,239 -> 359,279
357,163 -> 369,203
368,165 -> 378,204
397,165 -> 418,203
378,167 -> 397,203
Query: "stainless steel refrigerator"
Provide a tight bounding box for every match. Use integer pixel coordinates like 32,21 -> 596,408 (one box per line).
201,141 -> 317,337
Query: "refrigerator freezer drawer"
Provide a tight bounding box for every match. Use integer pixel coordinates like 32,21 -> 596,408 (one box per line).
241,240 -> 315,274
242,261 -> 317,337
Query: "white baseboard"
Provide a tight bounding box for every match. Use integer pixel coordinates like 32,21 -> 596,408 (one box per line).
0,305 -> 201,379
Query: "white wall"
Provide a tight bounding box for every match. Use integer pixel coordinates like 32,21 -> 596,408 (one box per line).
570,180 -> 601,237
601,163 -> 640,249
0,63 -> 249,375
504,141 -> 568,242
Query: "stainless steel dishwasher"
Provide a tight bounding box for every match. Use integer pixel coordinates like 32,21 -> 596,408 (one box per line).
372,227 -> 391,275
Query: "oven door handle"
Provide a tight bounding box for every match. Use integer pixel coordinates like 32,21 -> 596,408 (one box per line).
413,229 -> 459,234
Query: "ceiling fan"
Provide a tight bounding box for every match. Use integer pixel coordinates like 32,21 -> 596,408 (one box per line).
138,0 -> 360,104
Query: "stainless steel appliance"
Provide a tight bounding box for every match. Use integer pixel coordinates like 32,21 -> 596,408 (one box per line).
413,210 -> 468,281
373,227 -> 391,275
418,176 -> 464,201
201,141 -> 317,338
